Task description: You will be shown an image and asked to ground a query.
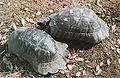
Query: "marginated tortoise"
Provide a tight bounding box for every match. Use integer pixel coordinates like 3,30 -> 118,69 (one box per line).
8,27 -> 69,75
37,7 -> 109,44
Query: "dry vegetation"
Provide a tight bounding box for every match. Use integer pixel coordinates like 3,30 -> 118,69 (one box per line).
0,0 -> 120,77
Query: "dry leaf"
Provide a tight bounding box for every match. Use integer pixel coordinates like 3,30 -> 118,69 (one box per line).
67,64 -> 76,70
95,65 -> 102,75
0,2 -> 5,5
76,72 -> 81,76
7,72 -> 21,77
95,69 -> 102,75
107,59 -> 111,65
79,67 -> 83,71
111,46 -> 116,51
26,17 -> 35,24
117,48 -> 120,54
117,39 -> 120,45
21,18 -> 26,26
0,22 -> 4,27
3,56 -> 11,64
111,25 -> 116,31
49,10 -> 53,13
75,57 -> 84,62
11,22 -> 17,30
100,61 -> 104,66
82,70 -> 87,75
118,58 -> 120,64
0,33 -> 2,40
36,11 -> 42,15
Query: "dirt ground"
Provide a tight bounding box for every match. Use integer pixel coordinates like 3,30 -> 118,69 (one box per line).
0,0 -> 120,78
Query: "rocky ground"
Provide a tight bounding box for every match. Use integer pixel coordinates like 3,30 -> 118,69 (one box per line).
0,0 -> 120,78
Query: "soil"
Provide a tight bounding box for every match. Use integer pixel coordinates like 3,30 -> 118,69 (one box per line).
0,0 -> 120,78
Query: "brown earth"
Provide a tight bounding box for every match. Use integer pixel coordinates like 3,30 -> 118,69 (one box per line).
0,0 -> 120,78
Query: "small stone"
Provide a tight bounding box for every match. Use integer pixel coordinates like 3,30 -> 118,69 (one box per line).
36,11 -> 42,15
75,57 -> 84,62
107,59 -> 111,65
117,48 -> 120,54
76,72 -> 81,76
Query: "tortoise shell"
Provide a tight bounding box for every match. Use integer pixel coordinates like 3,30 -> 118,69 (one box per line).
8,27 -> 69,75
37,7 -> 109,44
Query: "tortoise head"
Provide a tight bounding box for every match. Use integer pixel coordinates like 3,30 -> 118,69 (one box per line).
37,17 -> 51,30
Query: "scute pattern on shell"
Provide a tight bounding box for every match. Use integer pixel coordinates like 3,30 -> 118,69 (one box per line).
8,27 -> 69,75
48,7 -> 109,43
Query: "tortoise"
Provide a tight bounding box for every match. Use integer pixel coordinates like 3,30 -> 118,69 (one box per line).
37,7 -> 109,44
8,27 -> 69,75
